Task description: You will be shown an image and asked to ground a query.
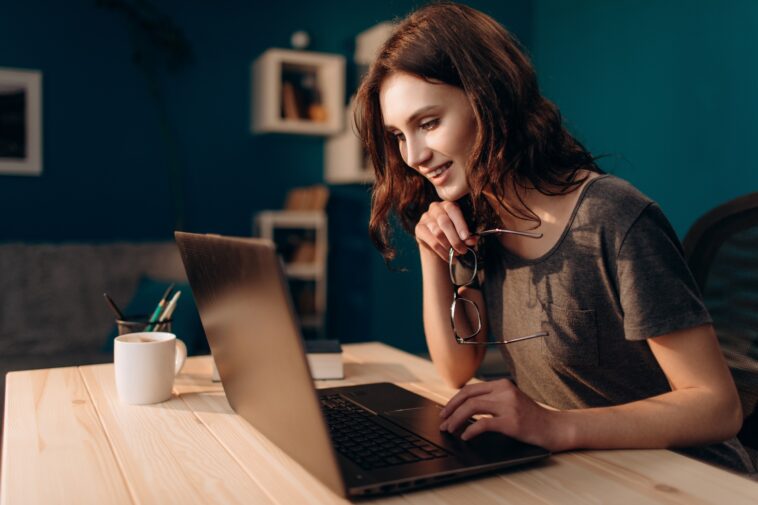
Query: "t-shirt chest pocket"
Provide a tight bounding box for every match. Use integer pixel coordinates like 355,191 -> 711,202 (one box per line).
541,303 -> 599,366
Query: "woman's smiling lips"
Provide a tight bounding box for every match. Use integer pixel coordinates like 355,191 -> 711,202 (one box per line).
424,161 -> 452,180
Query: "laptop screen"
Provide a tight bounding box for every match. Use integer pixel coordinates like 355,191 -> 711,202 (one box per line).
174,231 -> 345,495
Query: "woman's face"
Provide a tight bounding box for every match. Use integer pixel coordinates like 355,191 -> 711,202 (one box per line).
379,72 -> 478,201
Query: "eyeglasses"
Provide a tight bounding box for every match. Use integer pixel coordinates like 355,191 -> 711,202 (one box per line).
449,229 -> 549,345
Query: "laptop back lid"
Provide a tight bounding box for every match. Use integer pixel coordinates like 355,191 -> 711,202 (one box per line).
174,231 -> 346,496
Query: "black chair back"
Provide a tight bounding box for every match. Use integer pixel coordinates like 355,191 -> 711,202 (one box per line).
683,192 -> 758,450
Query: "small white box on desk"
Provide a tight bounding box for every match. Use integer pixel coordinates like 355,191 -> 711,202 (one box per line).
305,339 -> 343,380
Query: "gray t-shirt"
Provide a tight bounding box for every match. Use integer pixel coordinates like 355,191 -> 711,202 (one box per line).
481,174 -> 754,473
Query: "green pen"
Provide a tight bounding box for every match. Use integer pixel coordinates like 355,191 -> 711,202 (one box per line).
146,283 -> 175,331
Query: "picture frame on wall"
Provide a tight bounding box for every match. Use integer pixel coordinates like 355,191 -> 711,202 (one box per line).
323,21 -> 394,184
324,97 -> 374,184
0,68 -> 42,176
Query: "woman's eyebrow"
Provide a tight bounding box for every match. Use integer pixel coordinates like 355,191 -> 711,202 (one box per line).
384,105 -> 439,130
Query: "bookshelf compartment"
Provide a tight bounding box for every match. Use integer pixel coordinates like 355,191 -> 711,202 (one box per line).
288,278 -> 318,318
255,210 -> 328,338
251,48 -> 345,135
272,226 -> 318,265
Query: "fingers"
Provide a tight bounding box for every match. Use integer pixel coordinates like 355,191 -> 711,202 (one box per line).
460,417 -> 494,441
441,202 -> 473,245
440,381 -> 498,419
439,396 -> 498,434
437,381 -> 554,449
415,201 -> 474,261
437,217 -> 468,256
415,221 -> 449,260
439,379 -> 515,434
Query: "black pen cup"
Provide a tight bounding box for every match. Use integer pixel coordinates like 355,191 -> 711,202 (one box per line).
116,315 -> 173,335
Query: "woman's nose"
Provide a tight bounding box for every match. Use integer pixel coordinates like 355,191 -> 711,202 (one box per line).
404,137 -> 432,169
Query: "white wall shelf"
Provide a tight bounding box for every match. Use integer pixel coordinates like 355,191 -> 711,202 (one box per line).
325,97 -> 374,184
254,210 -> 328,338
251,48 -> 345,136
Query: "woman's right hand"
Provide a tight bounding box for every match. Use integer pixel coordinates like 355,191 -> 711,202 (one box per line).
415,201 -> 479,262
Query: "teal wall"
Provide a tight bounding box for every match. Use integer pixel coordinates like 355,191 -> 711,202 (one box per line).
532,0 -> 758,236
7,1 -> 751,356
0,1 -> 531,355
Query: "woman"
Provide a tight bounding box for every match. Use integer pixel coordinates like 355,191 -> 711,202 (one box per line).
354,2 -> 754,473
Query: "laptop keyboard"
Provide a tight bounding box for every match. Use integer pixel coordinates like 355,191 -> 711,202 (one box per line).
320,394 -> 449,470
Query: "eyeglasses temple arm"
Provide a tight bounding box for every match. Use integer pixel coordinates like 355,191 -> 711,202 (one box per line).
476,229 -> 543,239
456,331 -> 547,345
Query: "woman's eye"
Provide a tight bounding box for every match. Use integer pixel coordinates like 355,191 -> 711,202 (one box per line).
394,132 -> 406,143
420,119 -> 439,130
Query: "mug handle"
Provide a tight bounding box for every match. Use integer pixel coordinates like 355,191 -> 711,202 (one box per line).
174,339 -> 188,375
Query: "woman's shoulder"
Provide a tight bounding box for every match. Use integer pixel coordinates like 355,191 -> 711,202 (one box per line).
581,174 -> 655,222
586,174 -> 653,205
575,174 -> 661,245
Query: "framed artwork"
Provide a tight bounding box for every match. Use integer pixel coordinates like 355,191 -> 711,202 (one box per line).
323,22 -> 394,184
0,68 -> 42,176
324,97 -> 374,184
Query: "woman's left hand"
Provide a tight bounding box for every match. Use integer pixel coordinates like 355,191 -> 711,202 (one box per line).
439,379 -> 570,452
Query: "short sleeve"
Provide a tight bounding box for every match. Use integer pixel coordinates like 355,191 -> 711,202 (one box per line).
617,203 -> 712,340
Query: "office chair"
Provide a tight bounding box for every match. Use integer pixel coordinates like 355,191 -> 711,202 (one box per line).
683,192 -> 758,452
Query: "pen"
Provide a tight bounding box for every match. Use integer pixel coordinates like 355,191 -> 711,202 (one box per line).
103,293 -> 125,320
145,283 -> 175,331
153,290 -> 182,330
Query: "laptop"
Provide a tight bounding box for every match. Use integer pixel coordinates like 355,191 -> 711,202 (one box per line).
174,231 -> 549,498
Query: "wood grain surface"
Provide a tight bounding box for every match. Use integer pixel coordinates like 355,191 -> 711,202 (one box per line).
3,343 -> 757,504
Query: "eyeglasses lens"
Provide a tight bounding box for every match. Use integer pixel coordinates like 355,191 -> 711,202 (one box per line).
449,248 -> 477,286
452,297 -> 481,339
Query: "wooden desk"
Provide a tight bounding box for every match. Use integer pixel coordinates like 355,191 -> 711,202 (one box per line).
2,342 -> 756,504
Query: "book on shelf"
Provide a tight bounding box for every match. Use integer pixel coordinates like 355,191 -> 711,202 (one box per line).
284,184 -> 329,211
304,339 -> 343,380
281,81 -> 300,120
280,64 -> 326,122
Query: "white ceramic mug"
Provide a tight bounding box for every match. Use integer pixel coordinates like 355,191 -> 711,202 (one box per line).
114,332 -> 187,405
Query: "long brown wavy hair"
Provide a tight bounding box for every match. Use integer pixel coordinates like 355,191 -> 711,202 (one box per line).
354,2 -> 600,262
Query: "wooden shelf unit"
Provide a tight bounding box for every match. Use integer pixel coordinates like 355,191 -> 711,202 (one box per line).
255,210 -> 328,337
